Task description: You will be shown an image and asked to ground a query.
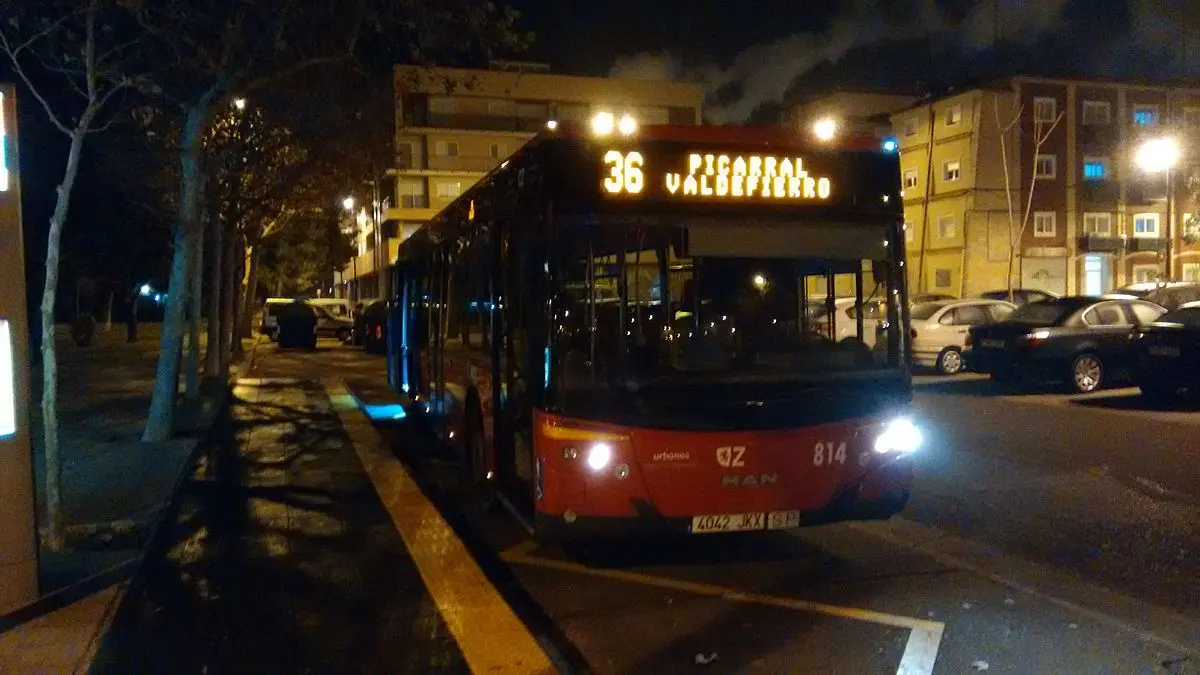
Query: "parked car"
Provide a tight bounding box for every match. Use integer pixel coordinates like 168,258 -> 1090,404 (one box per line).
911,293 -> 957,305
1133,300 -> 1200,401
359,299 -> 389,354
910,299 -> 1016,374
1114,282 -> 1200,311
260,297 -> 292,339
975,288 -> 1060,306
965,296 -> 1167,393
809,297 -> 887,347
312,304 -> 354,343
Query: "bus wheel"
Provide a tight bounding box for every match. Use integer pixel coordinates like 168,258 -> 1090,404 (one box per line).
465,411 -> 496,509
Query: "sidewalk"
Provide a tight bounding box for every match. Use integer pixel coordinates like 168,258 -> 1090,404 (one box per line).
90,378 -> 470,673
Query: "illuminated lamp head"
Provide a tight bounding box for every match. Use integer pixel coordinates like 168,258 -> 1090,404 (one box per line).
617,114 -> 637,136
591,111 -> 615,136
813,117 -> 837,142
882,137 -> 898,153
752,273 -> 768,290
546,119 -> 558,131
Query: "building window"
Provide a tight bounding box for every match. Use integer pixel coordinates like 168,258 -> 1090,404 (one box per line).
1033,212 -> 1057,237
936,215 -> 956,239
1082,212 -> 1112,236
903,117 -> 918,136
944,104 -> 962,127
942,160 -> 961,182
1082,156 -> 1109,181
904,222 -> 914,243
436,182 -> 462,199
1034,97 -> 1057,123
397,181 -> 427,209
490,142 -> 506,159
1132,105 -> 1158,126
903,169 -> 918,190
1133,264 -> 1161,284
1082,100 -> 1111,125
434,140 -> 459,157
429,96 -> 457,114
1185,108 -> 1200,128
1133,212 -> 1160,238
1034,154 -> 1057,179
1183,262 -> 1200,282
934,269 -> 952,289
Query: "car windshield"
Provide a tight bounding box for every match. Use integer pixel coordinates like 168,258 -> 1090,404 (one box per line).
1158,306 -> 1200,328
552,221 -> 904,405
910,302 -> 947,321
1007,301 -> 1078,325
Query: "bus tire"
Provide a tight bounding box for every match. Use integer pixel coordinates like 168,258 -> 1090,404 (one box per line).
464,401 -> 496,509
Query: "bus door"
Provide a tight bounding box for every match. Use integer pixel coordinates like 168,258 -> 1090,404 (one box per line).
493,219 -> 543,514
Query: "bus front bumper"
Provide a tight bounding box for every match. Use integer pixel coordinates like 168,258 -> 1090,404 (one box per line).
533,488 -> 910,544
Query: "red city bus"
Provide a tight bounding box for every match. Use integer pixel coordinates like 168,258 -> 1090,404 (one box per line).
387,123 -> 919,541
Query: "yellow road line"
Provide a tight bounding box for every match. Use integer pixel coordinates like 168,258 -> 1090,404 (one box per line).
325,380 -> 557,675
500,548 -> 941,632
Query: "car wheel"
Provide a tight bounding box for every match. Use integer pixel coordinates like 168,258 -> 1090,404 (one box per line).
936,347 -> 964,375
337,328 -> 352,343
1069,353 -> 1103,394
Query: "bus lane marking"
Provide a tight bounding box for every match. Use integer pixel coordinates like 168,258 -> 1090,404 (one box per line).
327,380 -> 558,675
500,544 -> 944,675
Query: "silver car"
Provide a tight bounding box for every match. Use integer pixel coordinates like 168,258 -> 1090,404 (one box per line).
911,299 -> 1016,374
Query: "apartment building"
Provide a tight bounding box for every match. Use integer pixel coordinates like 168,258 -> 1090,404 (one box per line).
338,61 -> 704,301
893,76 -> 1200,299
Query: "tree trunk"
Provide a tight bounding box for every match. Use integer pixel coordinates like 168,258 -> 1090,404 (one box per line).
274,277 -> 283,298
184,217 -> 205,400
41,129 -> 87,551
239,244 -> 260,340
204,214 -> 224,379
144,105 -> 208,443
219,226 -> 239,371
103,290 -> 113,331
231,238 -> 251,359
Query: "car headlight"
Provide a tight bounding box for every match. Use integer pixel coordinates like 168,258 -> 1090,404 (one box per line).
873,417 -> 922,454
586,442 -> 613,471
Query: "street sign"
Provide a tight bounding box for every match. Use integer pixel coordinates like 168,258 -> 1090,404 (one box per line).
0,83 -> 38,614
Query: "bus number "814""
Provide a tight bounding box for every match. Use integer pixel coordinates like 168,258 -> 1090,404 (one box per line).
603,150 -> 645,195
813,441 -> 847,466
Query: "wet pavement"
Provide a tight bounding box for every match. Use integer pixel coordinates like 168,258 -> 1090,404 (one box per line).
91,376 -> 467,674
88,340 -> 1200,674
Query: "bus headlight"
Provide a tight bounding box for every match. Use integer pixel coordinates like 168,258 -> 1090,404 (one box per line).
586,442 -> 613,471
873,418 -> 922,454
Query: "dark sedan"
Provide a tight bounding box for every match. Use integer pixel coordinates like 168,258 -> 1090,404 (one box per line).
1133,301 -> 1200,401
965,296 -> 1166,393
359,299 -> 389,354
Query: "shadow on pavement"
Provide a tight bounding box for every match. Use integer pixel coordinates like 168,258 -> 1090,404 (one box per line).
90,379 -> 467,674
1070,391 -> 1200,413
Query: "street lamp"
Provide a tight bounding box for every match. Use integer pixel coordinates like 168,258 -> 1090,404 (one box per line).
1135,137 -> 1181,279
342,196 -> 355,211
813,117 -> 837,142
233,98 -> 246,111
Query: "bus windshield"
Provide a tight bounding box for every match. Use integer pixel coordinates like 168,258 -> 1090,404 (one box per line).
551,220 -> 904,417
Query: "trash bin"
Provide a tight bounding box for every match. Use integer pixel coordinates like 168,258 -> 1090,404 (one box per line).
276,301 -> 318,350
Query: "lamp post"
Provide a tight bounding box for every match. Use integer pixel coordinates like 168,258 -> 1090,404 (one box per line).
1135,137 -> 1181,280
342,197 -> 359,303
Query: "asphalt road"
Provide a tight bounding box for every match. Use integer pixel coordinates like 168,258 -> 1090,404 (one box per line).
254,340 -> 1200,674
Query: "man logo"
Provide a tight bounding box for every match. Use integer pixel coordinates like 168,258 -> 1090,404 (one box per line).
721,473 -> 778,488
716,445 -> 746,468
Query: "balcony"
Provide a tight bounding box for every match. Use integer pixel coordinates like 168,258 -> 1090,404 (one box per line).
1078,180 -> 1119,204
1128,236 -> 1168,253
1126,179 -> 1167,205
1077,234 -> 1122,252
403,112 -> 547,133
396,152 -> 501,174
1077,124 -> 1118,151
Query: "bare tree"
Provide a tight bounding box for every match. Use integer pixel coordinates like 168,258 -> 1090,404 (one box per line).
0,0 -> 142,550
124,0 -> 527,442
995,95 -> 1065,302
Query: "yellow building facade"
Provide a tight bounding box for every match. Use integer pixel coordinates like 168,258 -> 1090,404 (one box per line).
339,61 -> 704,300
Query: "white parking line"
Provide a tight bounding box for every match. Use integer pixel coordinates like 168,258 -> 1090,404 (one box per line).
501,543 -> 945,675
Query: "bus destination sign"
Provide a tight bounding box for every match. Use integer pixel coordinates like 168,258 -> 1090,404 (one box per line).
601,149 -> 833,202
